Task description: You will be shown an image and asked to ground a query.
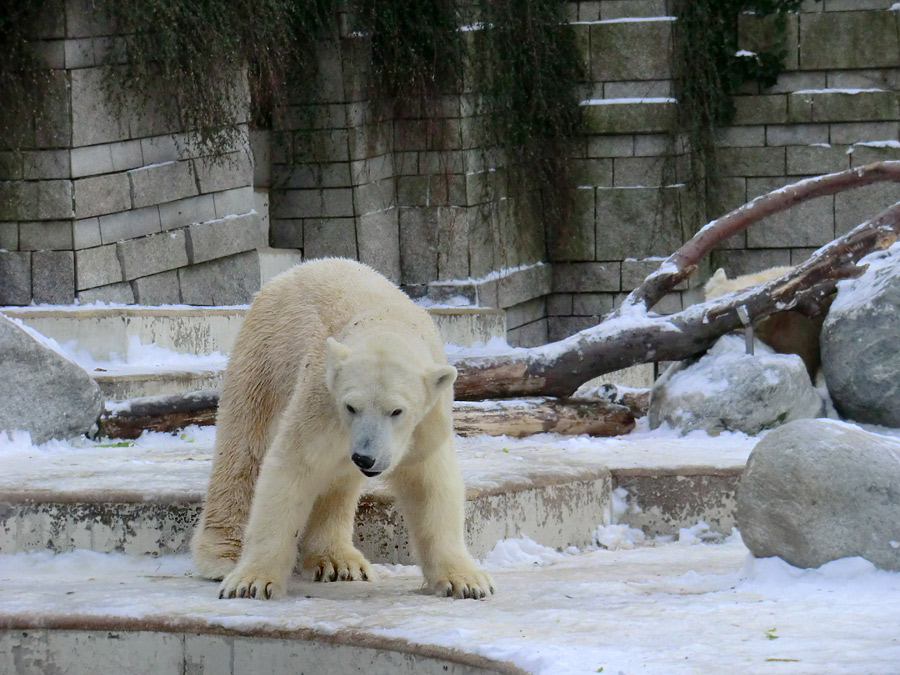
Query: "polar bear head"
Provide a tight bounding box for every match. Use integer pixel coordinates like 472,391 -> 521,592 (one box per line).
324,336 -> 457,477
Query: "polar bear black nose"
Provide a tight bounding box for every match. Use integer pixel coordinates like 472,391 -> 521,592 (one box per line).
352,453 -> 376,471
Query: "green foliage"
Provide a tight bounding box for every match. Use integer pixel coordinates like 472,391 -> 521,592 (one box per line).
0,0 -> 53,152
474,0 -> 583,231
103,0 -> 338,154
673,0 -> 818,212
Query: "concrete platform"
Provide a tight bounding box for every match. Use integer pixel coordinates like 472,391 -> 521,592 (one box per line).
0,427 -> 754,563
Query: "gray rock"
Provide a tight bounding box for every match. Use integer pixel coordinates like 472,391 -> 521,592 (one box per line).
0,313 -> 103,443
821,245 -> 900,427
737,418 -> 900,571
649,335 -> 823,436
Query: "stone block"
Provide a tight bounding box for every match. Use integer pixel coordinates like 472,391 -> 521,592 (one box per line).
77,281 -> 134,304
766,124 -> 829,146
269,218 -> 304,248
304,218 -> 357,260
549,314 -> 604,341
788,90 -> 900,123
73,218 -> 101,249
595,186 -> 687,259
590,19 -> 672,81
572,292 -> 616,316
582,100 -> 676,134
73,173 -> 131,219
505,296 -> 546,331
834,181 -> 900,235
187,212 -> 263,264
571,158 -> 614,188
498,262 -> 552,308
587,135 -> 634,158
399,207 -> 437,284
604,80 -> 673,99
622,258 -> 692,292
0,251 -> 31,304
354,178 -> 396,215
732,95 -> 788,126
75,244 -> 122,290
613,156 -> 669,187
212,186 -> 254,218
351,154 -> 394,185
786,145 -> 850,175
717,147 -> 786,177
70,68 -> 129,146
272,162 -> 352,190
71,144 -> 114,178
64,37 -> 94,68
715,125 -> 765,148
178,250 -> 260,305
800,11 -> 900,69
193,151 -> 253,194
746,177 -> 834,248
117,230 -> 189,280
129,160 -> 198,208
99,205 -> 161,244
507,318 -> 548,348
273,188 -> 355,219
33,70 -> 71,148
31,250 -> 74,304
357,208 -> 400,282
22,150 -> 69,180
250,128 -> 271,187
36,180 -> 75,220
849,142 -> 900,167
547,292 -> 573,316
830,121 -> 900,145
739,13 -> 799,71
158,194 -> 217,231
131,270 -> 181,304
549,188 -> 595,261
293,128 -> 350,164
0,222 -> 17,250
710,248 -> 792,277
553,262 -> 620,293
18,220 -> 73,250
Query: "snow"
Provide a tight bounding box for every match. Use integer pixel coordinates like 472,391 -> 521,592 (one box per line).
3,535 -> 899,673
829,241 -> 900,316
579,97 -> 676,105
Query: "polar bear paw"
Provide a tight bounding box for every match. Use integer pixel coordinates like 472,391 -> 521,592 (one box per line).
218,564 -> 286,600
431,566 -> 496,600
303,548 -> 375,583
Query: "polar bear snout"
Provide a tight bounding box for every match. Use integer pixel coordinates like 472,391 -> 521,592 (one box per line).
351,452 -> 381,476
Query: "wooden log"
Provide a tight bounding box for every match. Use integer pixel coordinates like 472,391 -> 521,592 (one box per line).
453,397 -> 634,437
97,390 -> 635,440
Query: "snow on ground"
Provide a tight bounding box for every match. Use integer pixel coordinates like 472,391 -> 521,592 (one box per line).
0,421 -> 757,497
2,534 -> 899,674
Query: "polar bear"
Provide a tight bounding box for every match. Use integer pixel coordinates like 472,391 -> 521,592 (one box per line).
704,266 -> 823,377
191,258 -> 494,600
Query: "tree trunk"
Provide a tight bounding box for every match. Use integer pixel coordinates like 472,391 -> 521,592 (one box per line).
98,391 -> 635,439
453,165 -> 900,400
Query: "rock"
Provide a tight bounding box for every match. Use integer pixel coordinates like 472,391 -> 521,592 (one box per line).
649,334 -> 823,436
821,243 -> 900,426
0,313 -> 103,443
737,418 -> 900,571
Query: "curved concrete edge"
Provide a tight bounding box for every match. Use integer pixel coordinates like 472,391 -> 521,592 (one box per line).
1,616 -> 527,675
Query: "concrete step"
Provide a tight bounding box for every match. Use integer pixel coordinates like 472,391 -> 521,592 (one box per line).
0,429 -> 753,563
3,305 -> 506,360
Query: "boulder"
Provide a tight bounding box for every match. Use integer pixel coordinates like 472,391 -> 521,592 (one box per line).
0,313 -> 103,443
821,243 -> 900,426
649,334 -> 823,436
737,418 -> 900,571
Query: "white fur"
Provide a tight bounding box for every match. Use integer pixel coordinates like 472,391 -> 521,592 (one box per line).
191,258 -> 494,600
704,266 -> 793,300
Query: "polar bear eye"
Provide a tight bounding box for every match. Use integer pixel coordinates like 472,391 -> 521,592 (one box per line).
346,404 -> 357,415
391,408 -> 403,417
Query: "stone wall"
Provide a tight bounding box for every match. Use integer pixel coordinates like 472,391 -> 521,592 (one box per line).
547,0 -> 900,343
0,0 -> 263,307
2,0 -> 899,350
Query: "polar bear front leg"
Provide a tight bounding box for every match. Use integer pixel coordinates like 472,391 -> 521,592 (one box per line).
218,449 -> 319,600
300,471 -> 375,583
389,442 -> 495,600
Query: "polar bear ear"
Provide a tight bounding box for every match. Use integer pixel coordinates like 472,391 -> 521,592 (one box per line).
325,337 -> 351,362
426,364 -> 457,396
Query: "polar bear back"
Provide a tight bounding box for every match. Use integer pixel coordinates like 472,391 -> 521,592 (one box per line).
222,258 -> 447,419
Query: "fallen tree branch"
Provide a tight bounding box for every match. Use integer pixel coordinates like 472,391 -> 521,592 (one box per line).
452,198 -> 900,400
627,161 -> 900,311
97,391 -> 635,439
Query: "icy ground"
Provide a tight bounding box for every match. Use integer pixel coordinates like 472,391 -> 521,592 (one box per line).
2,424 -> 900,673
2,533 -> 900,674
